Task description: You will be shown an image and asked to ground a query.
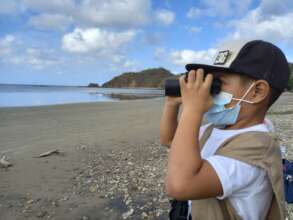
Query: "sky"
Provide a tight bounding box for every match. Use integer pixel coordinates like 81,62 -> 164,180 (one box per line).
1,0 -> 293,86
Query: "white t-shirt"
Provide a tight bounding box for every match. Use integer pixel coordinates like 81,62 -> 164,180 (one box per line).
188,122 -> 274,220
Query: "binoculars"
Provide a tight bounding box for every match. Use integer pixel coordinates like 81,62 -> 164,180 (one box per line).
164,71 -> 222,96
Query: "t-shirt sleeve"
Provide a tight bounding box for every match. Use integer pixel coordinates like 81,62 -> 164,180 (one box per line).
205,155 -> 266,200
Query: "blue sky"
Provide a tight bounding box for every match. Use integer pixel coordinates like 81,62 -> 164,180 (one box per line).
1,0 -> 293,86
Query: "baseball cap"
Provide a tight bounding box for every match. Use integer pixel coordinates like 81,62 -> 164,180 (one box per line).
185,40 -> 290,92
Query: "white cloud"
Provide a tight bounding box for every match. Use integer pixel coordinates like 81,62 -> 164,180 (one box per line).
11,48 -> 61,69
155,9 -> 175,25
154,47 -> 166,60
0,35 -> 16,56
144,32 -> 162,46
187,7 -> 202,19
0,0 -> 26,15
23,48 -> 61,69
187,0 -> 252,18
226,0 -> 293,45
28,14 -> 73,31
23,0 -> 75,14
122,60 -> 137,68
62,28 -> 137,71
62,28 -> 137,54
231,12 -> 293,44
170,48 -> 217,66
188,26 -> 202,33
0,35 -> 61,69
76,0 -> 151,27
18,0 -> 152,29
257,0 -> 293,17
110,55 -> 138,71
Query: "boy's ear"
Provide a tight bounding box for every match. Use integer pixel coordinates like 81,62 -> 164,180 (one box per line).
250,80 -> 270,104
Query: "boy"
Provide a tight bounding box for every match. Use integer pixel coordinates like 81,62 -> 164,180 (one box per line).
160,40 -> 290,220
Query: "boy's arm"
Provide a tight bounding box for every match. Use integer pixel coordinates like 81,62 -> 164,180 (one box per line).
159,98 -> 181,147
165,69 -> 223,200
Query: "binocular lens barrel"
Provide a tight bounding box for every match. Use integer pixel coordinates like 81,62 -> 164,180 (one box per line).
164,73 -> 222,96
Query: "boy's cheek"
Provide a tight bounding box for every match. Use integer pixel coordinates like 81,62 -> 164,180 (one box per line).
225,100 -> 238,108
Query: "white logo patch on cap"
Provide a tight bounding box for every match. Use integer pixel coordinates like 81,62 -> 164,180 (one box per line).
214,50 -> 230,65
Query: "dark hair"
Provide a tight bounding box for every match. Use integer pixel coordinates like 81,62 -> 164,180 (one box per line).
267,87 -> 281,109
239,74 -> 281,110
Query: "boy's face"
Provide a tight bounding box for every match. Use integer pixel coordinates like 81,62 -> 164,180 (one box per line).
211,71 -> 256,114
210,71 -> 272,128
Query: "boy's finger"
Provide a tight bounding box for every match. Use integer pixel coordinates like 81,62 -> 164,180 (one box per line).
203,73 -> 213,90
179,75 -> 186,88
187,70 -> 196,84
196,69 -> 204,86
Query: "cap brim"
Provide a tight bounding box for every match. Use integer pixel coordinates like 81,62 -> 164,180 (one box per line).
185,63 -> 235,74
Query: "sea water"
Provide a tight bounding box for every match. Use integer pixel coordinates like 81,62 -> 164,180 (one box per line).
0,84 -> 164,107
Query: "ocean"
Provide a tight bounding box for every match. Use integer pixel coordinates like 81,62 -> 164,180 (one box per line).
0,84 -> 164,107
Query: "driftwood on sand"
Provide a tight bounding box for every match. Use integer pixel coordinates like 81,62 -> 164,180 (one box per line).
34,149 -> 60,158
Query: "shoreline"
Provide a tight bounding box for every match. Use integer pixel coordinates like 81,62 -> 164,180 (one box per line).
0,97 -> 164,109
0,95 -> 164,109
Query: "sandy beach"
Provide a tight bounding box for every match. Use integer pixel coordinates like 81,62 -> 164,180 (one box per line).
1,93 -> 293,220
0,97 -> 169,220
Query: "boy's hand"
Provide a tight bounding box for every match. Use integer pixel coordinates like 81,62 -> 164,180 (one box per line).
165,96 -> 182,107
179,68 -> 214,114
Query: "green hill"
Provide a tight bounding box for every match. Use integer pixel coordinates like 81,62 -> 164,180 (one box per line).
102,68 -> 177,89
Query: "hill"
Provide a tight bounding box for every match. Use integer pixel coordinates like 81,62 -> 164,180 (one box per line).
88,83 -> 100,87
102,68 -> 177,89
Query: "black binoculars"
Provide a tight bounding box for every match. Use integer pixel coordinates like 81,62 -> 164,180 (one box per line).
164,71 -> 222,96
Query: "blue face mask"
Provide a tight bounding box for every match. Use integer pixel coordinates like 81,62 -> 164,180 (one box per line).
204,82 -> 255,126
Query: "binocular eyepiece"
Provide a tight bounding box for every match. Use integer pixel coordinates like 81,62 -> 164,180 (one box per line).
164,72 -> 222,97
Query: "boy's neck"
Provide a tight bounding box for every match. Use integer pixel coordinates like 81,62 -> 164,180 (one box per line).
221,117 -> 265,130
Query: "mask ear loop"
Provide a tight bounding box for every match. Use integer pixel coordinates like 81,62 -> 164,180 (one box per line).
231,81 -> 256,105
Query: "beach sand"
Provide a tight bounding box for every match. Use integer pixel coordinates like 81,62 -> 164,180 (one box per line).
0,93 -> 293,220
0,97 -> 169,220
